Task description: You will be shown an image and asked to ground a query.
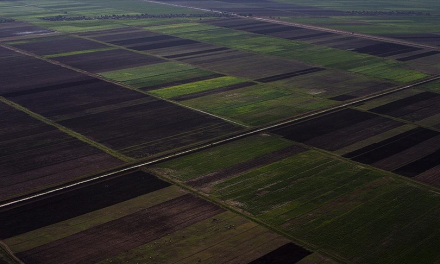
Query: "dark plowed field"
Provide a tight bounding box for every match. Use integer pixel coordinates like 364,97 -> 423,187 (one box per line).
53,49 -> 165,73
255,67 -> 325,83
165,47 -> 230,59
89,29 -> 160,43
0,171 -> 169,239
370,92 -> 440,121
109,34 -> 177,46
394,148 -> 440,177
354,43 -> 421,57
172,81 -> 256,101
249,243 -> 312,264
345,127 -> 439,164
4,71 -> 240,158
0,22 -> 52,39
17,194 -> 224,264
11,36 -> 109,55
397,51 -> 440,62
287,32 -> 334,40
270,109 -> 403,151
0,102 -> 123,201
0,50 -> 87,94
384,33 -> 440,46
130,39 -> 200,51
329,94 -> 357,101
187,145 -> 307,188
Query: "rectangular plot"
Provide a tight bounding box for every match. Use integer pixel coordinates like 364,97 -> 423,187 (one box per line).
305,117 -> 403,151
0,102 -> 123,201
270,109 -> 375,143
287,32 -> 334,40
1,78 -> 99,97
16,194 -> 224,264
0,23 -> 52,39
90,30 -> 158,42
187,145 -> 307,188
173,82 -> 257,101
53,49 -> 165,73
130,39 -> 199,51
255,67 -> 325,83
394,149 -> 440,177
109,34 -> 176,46
164,47 -> 230,59
0,171 -> 169,239
0,54 -> 87,94
370,92 -> 440,121
397,51 -> 440,62
11,36 -> 109,55
347,128 -> 439,164
354,43 -> 421,57
250,25 -> 302,35
140,73 -> 224,91
249,243 -> 312,264
372,135 -> 440,171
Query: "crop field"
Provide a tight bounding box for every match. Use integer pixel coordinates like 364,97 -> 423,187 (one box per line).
0,100 -> 123,202
8,36 -> 110,56
268,107 -> 440,187
2,0 -> 440,263
165,18 -> 430,82
153,136 -> 440,264
180,83 -> 335,126
0,170 -> 316,264
51,48 -> 165,73
0,22 -> 53,40
0,47 -> 241,159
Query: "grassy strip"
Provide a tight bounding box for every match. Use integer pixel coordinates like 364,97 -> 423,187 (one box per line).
99,62 -> 195,82
0,97 -> 133,162
150,76 -> 247,99
0,242 -> 21,264
45,47 -> 116,58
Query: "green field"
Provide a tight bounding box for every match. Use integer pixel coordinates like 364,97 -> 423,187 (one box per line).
146,23 -> 429,83
99,62 -> 196,82
154,142 -> 440,264
181,83 -> 335,126
150,76 -> 247,99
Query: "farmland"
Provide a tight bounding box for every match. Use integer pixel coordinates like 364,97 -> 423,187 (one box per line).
1,0 -> 440,263
0,171 -> 317,264
153,135 -> 440,264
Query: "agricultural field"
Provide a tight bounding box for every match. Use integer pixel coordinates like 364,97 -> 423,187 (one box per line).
0,170 -> 320,264
153,134 -> 440,264
1,0 -> 440,263
0,46 -> 241,160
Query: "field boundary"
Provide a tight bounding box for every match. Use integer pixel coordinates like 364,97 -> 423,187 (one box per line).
0,241 -> 23,264
0,97 -> 134,162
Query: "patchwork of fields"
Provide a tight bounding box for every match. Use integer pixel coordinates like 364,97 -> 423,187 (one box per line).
1,0 -> 440,263
0,171 -> 320,264
153,134 -> 440,264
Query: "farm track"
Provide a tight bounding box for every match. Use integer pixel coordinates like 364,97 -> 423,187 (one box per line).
143,0 -> 440,51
